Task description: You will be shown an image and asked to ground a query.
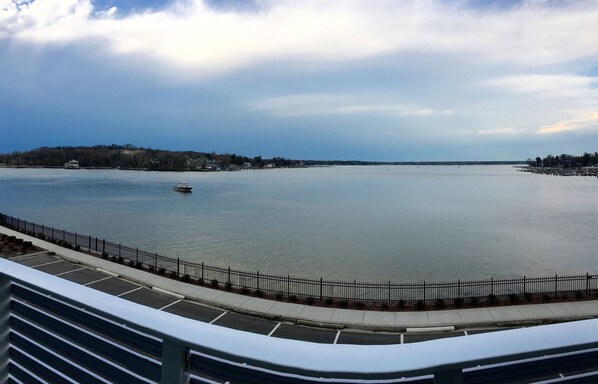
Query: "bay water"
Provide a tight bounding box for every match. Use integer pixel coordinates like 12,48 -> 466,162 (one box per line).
1,165 -> 596,282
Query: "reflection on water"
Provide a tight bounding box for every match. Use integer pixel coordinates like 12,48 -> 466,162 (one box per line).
1,166 -> 597,282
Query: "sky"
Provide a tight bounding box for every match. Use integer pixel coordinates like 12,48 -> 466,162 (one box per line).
1,0 -> 597,161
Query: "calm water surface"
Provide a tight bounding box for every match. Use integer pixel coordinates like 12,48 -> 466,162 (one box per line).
1,166 -> 596,282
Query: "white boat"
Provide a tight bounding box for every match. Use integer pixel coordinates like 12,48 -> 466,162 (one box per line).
173,182 -> 193,192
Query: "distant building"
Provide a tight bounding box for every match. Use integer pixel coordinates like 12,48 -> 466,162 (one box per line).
64,160 -> 80,169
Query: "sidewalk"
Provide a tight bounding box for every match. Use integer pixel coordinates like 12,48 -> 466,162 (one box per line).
2,225 -> 597,331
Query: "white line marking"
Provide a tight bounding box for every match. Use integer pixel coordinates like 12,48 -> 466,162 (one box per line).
159,299 -> 182,311
267,323 -> 282,337
464,330 -> 469,336
209,312 -> 228,324
400,333 -> 404,344
32,260 -> 63,268
55,267 -> 86,276
84,276 -> 113,286
152,286 -> 185,299
117,286 -> 143,297
95,268 -> 119,277
333,330 -> 341,344
559,373 -> 565,378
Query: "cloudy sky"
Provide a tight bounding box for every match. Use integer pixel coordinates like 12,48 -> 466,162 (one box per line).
1,0 -> 597,160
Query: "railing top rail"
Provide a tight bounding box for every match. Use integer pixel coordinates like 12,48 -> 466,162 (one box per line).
2,258 -> 598,379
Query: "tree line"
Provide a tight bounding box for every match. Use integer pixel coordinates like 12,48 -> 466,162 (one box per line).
529,152 -> 598,168
0,145 -> 301,171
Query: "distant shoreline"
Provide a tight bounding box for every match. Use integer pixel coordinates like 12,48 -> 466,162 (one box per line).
518,166 -> 598,177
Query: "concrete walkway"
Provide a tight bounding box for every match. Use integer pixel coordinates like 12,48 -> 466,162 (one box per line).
2,226 -> 597,331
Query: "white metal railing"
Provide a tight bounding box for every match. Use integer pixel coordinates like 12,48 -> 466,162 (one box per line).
1,257 -> 598,384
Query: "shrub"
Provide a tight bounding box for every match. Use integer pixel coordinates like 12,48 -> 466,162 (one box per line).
354,301 -> 365,308
241,287 -> 251,294
158,267 -> 166,275
397,299 -> 405,309
487,294 -> 498,305
470,297 -> 479,306
168,270 -> 178,279
289,295 -> 298,303
454,297 -> 464,308
381,302 -> 389,310
524,292 -> 533,302
181,274 -> 191,283
117,256 -> 124,264
255,289 -> 263,298
101,252 -> 108,259
275,292 -> 283,300
415,300 -> 426,311
339,299 -> 348,308
434,298 -> 445,309
541,294 -> 552,303
74,245 -> 81,251
128,260 -> 136,267
325,297 -> 334,306
110,255 -> 117,262
23,241 -> 33,249
134,261 -> 143,269
210,279 -> 219,288
47,251 -> 56,256
7,236 -> 16,243
14,238 -> 23,246
225,282 -> 233,290
306,296 -> 315,305
508,293 -> 519,303
148,265 -> 155,272
575,290 -> 583,299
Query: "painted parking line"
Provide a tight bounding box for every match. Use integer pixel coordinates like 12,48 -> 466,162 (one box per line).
84,276 -> 112,286
333,330 -> 341,344
55,266 -> 86,276
267,323 -> 281,337
159,299 -> 182,311
31,260 -> 63,268
117,286 -> 143,297
209,312 -> 228,324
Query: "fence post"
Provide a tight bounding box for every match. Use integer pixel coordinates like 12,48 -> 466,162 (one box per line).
63,229 -> 65,242
587,273 -> 590,295
41,224 -> 44,236
458,279 -> 461,298
102,239 -> 105,254
155,253 -> 158,268
353,280 -> 357,302
227,267 -> 231,286
201,262 -> 204,282
136,248 -> 139,263
321,278 -> 323,302
160,338 -> 190,384
88,236 -> 91,251
523,276 -> 526,296
177,258 -> 180,277
287,275 -> 290,297
118,244 -> 121,258
52,227 -> 54,240
491,277 -> 494,296
423,281 -> 426,303
75,233 -> 77,247
555,274 -> 558,296
257,271 -> 260,292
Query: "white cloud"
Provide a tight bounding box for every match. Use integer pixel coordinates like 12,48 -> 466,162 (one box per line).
537,112 -> 598,135
2,0 -> 598,74
248,94 -> 455,118
477,127 -> 525,136
482,75 -> 598,99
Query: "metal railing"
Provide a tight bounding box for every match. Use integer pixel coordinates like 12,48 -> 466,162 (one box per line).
2,258 -> 598,383
1,213 -> 596,305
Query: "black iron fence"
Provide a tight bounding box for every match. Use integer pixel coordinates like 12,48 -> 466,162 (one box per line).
1,213 -> 596,304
